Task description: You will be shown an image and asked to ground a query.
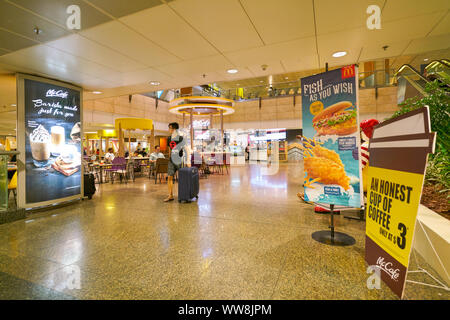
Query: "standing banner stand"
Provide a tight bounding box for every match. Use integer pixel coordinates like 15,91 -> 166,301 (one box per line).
301,65 -> 363,247
16,74 -> 83,209
365,107 -> 436,299
311,204 -> 356,246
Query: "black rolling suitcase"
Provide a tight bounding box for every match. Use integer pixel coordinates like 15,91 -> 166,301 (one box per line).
178,167 -> 199,203
83,173 -> 96,200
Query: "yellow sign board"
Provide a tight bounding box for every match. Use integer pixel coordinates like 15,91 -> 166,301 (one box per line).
364,106 -> 436,299
366,166 -> 424,267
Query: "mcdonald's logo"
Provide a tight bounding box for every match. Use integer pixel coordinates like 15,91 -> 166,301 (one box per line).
341,65 -> 355,79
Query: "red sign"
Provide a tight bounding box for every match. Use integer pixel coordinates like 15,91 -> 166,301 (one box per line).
169,140 -> 177,149
341,65 -> 355,80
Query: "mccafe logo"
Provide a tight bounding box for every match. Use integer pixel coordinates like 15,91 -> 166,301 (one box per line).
46,89 -> 69,99
376,257 -> 400,281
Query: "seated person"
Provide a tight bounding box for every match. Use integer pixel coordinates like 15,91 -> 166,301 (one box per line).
132,151 -> 142,158
149,146 -> 165,175
150,146 -> 165,162
104,148 -> 115,163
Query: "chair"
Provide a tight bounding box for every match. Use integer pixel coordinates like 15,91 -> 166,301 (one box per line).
126,158 -> 135,182
8,171 -> 17,208
206,153 -> 224,175
104,157 -> 127,184
154,158 -> 169,184
191,154 -> 208,179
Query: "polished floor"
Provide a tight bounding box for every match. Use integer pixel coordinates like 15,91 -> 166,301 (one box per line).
0,163 -> 448,300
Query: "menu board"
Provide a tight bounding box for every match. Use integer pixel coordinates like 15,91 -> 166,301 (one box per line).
23,78 -> 82,205
301,65 -> 363,208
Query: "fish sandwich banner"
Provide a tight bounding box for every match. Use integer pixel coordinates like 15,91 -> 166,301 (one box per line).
301,65 -> 363,209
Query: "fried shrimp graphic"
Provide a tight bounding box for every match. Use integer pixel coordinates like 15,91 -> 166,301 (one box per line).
304,157 -> 350,190
310,145 -> 344,167
301,137 -> 351,190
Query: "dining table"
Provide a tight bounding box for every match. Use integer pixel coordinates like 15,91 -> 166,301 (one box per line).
89,163 -> 112,184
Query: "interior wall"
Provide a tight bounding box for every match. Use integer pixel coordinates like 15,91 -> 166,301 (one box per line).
220,86 -> 399,129
84,86 -> 400,132
83,94 -> 182,132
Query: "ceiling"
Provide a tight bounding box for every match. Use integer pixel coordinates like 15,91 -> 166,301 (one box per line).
0,0 -> 448,105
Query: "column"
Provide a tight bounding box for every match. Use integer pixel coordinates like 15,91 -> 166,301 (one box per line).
220,110 -> 224,150
118,123 -> 125,157
99,136 -> 104,158
128,130 -> 131,155
151,126 -> 155,150
190,109 -> 194,150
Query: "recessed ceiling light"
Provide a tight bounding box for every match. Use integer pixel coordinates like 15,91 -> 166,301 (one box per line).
149,81 -> 160,86
332,51 -> 347,58
259,80 -> 264,83
227,69 -> 238,74
285,77 -> 289,80
10,104 -> 16,107
92,91 -> 102,94
424,58 -> 429,62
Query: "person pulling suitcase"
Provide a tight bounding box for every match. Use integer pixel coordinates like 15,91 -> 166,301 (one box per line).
164,122 -> 185,202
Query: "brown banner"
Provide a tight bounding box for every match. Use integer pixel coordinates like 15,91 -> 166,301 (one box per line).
365,236 -> 407,298
370,147 -> 431,175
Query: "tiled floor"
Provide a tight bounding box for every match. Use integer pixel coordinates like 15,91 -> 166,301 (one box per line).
0,163 -> 448,300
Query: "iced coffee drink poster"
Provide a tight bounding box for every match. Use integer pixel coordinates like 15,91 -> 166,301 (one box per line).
24,79 -> 81,204
301,65 -> 363,208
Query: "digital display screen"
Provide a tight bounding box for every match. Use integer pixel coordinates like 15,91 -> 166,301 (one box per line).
24,79 -> 81,204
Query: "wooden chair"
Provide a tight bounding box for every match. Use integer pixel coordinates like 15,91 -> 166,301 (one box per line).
154,158 -> 169,184
191,154 -> 208,179
8,171 -> 17,208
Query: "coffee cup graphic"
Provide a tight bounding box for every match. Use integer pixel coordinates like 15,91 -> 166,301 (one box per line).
30,125 -> 51,167
51,125 -> 65,156
365,106 -> 436,299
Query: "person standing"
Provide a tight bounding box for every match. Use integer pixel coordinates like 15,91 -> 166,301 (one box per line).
164,122 -> 185,202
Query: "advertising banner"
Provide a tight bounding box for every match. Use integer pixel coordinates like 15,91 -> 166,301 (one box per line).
17,75 -> 82,207
365,107 -> 436,298
301,65 -> 363,208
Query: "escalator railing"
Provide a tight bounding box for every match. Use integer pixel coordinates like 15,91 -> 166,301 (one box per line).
424,59 -> 450,84
394,64 -> 429,96
395,59 -> 449,103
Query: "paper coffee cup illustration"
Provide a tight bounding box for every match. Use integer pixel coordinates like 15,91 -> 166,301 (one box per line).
365,106 -> 436,299
30,125 -> 51,167
51,125 -> 65,156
